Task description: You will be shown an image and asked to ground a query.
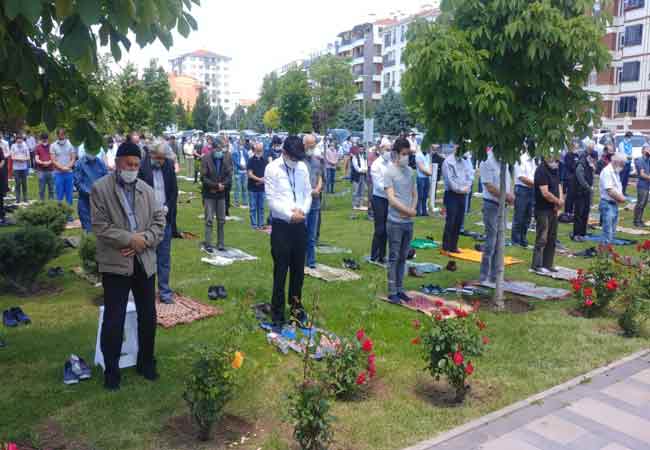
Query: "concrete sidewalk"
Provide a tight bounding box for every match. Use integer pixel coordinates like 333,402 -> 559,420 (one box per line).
405,350 -> 650,450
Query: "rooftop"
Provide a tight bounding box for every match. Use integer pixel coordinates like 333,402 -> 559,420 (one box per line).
172,49 -> 232,61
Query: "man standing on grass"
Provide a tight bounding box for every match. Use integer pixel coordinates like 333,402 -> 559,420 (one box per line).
10,134 -> 30,204
618,131 -> 634,197
599,153 -> 627,244
74,150 -> 108,232
633,144 -> 650,228
138,141 -> 178,304
532,155 -> 563,273
351,144 -> 368,209
572,149 -> 597,241
51,128 -> 77,209
303,134 -> 323,269
247,142 -> 267,229
324,141 -> 339,194
35,133 -> 55,201
232,138 -> 249,208
369,143 -> 392,264
265,136 -> 312,329
200,136 -> 232,253
385,138 -> 417,304
511,149 -> 537,247
479,149 -> 514,285
441,144 -> 473,253
91,141 -> 165,390
415,144 -> 433,216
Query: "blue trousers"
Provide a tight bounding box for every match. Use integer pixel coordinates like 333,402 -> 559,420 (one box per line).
54,172 -> 74,205
305,207 -> 320,268
416,177 -> 430,216
249,191 -> 265,228
78,193 -> 92,232
326,168 -> 336,193
156,223 -> 173,302
442,191 -> 465,252
234,171 -> 248,206
38,171 -> 54,201
511,186 -> 534,246
599,200 -> 619,244
620,160 -> 632,196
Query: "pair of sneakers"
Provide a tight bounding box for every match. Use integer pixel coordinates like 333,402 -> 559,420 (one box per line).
208,285 -> 227,300
202,243 -> 225,254
63,354 -> 92,385
388,292 -> 411,305
3,307 -> 30,327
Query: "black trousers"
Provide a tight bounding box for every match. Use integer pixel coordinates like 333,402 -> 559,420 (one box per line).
442,191 -> 465,252
371,195 -> 388,261
271,220 -> 307,324
573,193 -> 591,237
533,209 -> 558,270
225,187 -> 231,217
564,177 -> 575,215
0,192 -> 4,220
101,259 -> 156,376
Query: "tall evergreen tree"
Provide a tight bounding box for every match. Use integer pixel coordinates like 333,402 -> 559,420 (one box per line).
335,103 -> 364,131
192,90 -> 211,131
278,68 -> 312,134
259,72 -> 281,111
373,89 -> 413,135
116,63 -> 148,133
143,59 -> 175,136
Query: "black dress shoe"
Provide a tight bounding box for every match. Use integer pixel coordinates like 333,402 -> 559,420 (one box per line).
208,286 -> 219,300
136,359 -> 159,381
104,371 -> 121,391
217,285 -> 227,299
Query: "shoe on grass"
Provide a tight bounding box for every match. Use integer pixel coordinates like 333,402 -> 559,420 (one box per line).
160,296 -> 175,305
136,362 -> 159,381
398,292 -> 411,302
64,360 -> 80,385
3,310 -> 18,327
11,307 -> 30,324
69,354 -> 92,380
387,294 -> 402,305
201,243 -> 215,254
216,286 -> 227,299
208,286 -> 219,300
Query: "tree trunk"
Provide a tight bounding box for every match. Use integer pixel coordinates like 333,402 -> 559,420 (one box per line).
494,162 -> 507,309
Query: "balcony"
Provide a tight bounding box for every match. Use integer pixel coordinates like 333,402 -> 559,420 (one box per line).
383,57 -> 396,68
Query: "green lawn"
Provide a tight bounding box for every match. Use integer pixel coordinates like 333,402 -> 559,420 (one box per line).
0,171 -> 647,450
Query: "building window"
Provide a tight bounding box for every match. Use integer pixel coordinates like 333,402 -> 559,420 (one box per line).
618,96 -> 637,114
625,24 -> 643,46
384,72 -> 390,87
620,61 -> 641,82
401,25 -> 407,42
624,0 -> 645,11
384,32 -> 392,47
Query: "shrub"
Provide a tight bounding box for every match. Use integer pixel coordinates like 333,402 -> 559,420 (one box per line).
616,241 -> 650,336
572,246 -> 620,317
413,304 -> 488,402
79,233 -> 98,275
183,346 -> 244,441
322,329 -> 376,399
15,201 -> 73,236
287,380 -> 334,450
618,297 -> 650,337
0,227 -> 63,294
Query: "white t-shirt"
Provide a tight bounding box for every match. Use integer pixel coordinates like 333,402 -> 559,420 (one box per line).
514,153 -> 537,187
599,163 -> 622,203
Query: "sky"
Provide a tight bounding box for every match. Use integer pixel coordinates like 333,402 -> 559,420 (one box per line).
118,0 -> 437,101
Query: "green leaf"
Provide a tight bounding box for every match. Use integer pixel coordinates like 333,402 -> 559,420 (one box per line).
183,11 -> 198,30
77,0 -> 102,25
43,102 -> 58,131
55,0 -> 74,18
176,16 -> 190,37
5,0 -> 42,22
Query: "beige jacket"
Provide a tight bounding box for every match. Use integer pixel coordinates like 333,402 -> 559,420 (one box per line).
91,172 -> 165,277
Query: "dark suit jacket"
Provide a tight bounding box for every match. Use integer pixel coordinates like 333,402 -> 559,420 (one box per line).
138,157 -> 178,225
201,151 -> 232,199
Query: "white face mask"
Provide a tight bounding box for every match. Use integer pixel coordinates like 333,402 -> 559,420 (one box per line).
284,155 -> 297,169
548,161 -> 559,170
399,155 -> 409,167
614,165 -> 623,174
306,149 -> 314,157
119,169 -> 138,184
382,151 -> 391,162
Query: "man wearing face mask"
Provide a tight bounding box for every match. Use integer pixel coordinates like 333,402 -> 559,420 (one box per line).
267,135 -> 283,163
532,155 -> 563,273
51,128 -> 77,210
200,136 -> 232,253
138,142 -> 178,304
351,144 -> 368,209
369,143 -> 392,264
415,143 -> 433,216
618,131 -> 634,196
91,141 -> 166,390
633,144 -> 650,228
572,149 -> 597,241
265,136 -> 312,329
511,145 -> 537,247
73,149 -> 108,232
247,142 -> 267,229
600,153 -> 628,244
442,143 -> 473,253
303,134 -> 323,269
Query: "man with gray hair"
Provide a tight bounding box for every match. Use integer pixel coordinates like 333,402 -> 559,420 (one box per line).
201,135 -> 232,252
600,153 -> 628,243
303,134 -> 323,269
634,143 -> 650,227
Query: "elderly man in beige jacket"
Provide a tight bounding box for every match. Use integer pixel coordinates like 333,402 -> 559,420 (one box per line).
91,141 -> 165,391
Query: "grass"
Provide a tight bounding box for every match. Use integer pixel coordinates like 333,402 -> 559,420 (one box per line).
0,169 -> 648,450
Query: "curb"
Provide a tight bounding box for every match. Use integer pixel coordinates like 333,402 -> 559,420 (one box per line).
402,348 -> 650,450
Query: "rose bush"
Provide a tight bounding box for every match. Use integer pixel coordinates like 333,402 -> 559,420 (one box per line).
572,246 -> 620,317
322,329 -> 376,399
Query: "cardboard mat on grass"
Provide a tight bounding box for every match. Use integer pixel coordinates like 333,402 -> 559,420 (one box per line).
440,248 -> 523,265
531,266 -> 580,282
305,264 -> 361,282
201,248 -> 258,267
378,291 -> 471,317
471,280 -> 570,300
584,234 -> 637,246
156,293 -> 222,328
65,219 -> 82,230
316,243 -> 352,254
406,261 -> 442,273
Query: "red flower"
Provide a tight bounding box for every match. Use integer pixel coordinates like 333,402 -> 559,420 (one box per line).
368,353 -> 376,364
642,240 -> 650,251
571,279 -> 582,292
412,319 -> 421,330
411,337 -> 421,345
452,351 -> 464,366
356,371 -> 367,385
441,307 -> 451,316
368,364 -> 376,378
435,314 -> 443,321
362,339 -> 373,352
472,300 -> 481,312
584,299 -> 594,307
607,244 -> 614,253
356,329 -> 365,342
465,361 -> 474,376
476,320 -> 487,330
454,308 -> 468,318
482,336 -> 490,345
434,299 -> 444,307
583,287 -> 593,298
577,269 -> 584,276
606,279 -> 619,291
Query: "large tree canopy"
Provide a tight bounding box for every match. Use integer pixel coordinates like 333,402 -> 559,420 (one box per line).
402,0 -> 610,162
374,89 -> 414,135
310,55 -> 355,132
0,0 -> 199,151
143,59 -> 175,136
278,68 -> 312,134
192,90 -> 211,131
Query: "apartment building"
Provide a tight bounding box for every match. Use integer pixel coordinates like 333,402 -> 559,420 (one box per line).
169,50 -> 236,115
380,8 -> 439,95
588,0 -> 650,131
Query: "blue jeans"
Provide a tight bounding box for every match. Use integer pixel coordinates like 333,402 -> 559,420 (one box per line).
78,193 -> 92,232
599,200 -> 619,244
511,186 -> 534,245
480,200 -> 499,283
38,171 -> 54,201
13,169 -> 28,203
416,177 -> 430,216
54,172 -> 74,205
156,223 -> 173,302
387,220 -> 413,296
326,168 -> 336,193
234,171 -> 248,206
249,191 -> 265,228
305,207 -> 320,268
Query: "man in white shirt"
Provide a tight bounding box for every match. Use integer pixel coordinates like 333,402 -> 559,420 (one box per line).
10,134 -> 31,203
369,143 -> 392,263
415,146 -> 433,216
351,145 -> 368,208
512,150 -> 537,247
599,153 -> 627,244
479,150 -> 514,284
265,136 -> 312,329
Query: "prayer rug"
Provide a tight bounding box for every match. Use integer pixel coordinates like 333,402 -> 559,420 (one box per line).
378,291 -> 471,318
411,239 -> 440,249
200,255 -> 234,267
470,280 -> 570,300
209,247 -> 258,261
260,322 -> 341,359
584,234 -> 637,246
440,248 -> 523,265
406,261 -> 442,273
530,266 -> 580,282
156,293 -> 222,328
64,219 -> 82,230
305,264 -> 361,282
316,243 -> 352,254
71,266 -> 101,287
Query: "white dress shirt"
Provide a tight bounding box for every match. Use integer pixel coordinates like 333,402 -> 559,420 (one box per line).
371,155 -> 391,198
599,163 -> 622,203
265,156 -> 312,223
514,153 -> 537,188
352,154 -> 368,174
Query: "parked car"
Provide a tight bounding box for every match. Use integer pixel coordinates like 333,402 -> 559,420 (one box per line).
594,132 -> 649,175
